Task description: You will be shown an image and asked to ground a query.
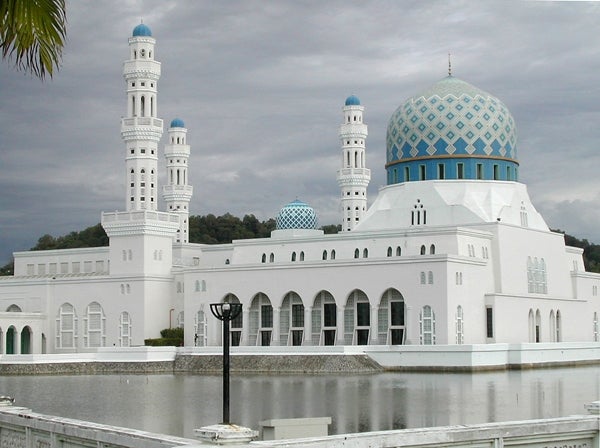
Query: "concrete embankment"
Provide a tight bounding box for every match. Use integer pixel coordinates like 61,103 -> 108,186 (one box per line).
2,342 -> 600,375
0,351 -> 384,375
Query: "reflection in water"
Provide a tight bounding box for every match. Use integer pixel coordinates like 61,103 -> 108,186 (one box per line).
0,366 -> 598,439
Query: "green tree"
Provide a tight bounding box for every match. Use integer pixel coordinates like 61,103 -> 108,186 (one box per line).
0,0 -> 67,79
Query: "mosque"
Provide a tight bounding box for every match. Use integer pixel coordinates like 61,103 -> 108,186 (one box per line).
0,23 -> 598,354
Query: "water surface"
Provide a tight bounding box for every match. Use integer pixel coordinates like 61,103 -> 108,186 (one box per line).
1,367 -> 598,439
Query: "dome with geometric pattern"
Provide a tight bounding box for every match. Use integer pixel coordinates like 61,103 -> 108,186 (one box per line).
385,76 -> 519,185
275,200 -> 318,230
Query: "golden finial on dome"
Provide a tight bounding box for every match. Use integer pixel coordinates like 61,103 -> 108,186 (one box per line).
448,52 -> 452,76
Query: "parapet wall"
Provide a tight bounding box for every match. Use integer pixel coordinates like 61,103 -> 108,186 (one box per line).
0,403 -> 197,448
0,400 -> 599,448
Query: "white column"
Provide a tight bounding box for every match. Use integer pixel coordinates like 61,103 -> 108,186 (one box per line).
370,305 -> 378,345
14,330 -> 21,354
272,307 -> 280,346
405,305 -> 413,345
303,306 -> 312,346
242,310 -> 250,346
336,307 -> 345,345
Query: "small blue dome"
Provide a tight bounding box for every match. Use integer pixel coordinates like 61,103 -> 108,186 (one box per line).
345,95 -> 361,106
170,118 -> 185,128
276,200 -> 318,230
132,23 -> 152,37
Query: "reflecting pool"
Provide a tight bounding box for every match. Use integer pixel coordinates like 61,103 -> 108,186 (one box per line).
1,366 -> 599,439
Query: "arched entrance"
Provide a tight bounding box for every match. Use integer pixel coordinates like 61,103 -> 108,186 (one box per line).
249,293 -> 272,346
378,289 -> 406,345
223,294 -> 242,346
5,326 -> 16,354
280,292 -> 304,346
345,289 -> 370,345
312,291 -> 337,346
20,326 -> 31,354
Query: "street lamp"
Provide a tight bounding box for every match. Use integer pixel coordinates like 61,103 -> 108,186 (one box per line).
210,302 -> 243,425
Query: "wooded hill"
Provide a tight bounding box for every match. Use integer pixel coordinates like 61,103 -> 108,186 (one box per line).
1,215 -> 598,274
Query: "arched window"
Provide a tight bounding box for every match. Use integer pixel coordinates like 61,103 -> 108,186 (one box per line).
201,280 -> 206,291
291,252 -> 296,262
195,309 -> 206,347
261,253 -> 266,263
363,248 -> 368,258
396,246 -> 401,256
177,311 -> 184,328
420,305 -> 436,345
84,302 -> 105,348
594,312 -> 599,342
420,245 -> 426,255
269,253 -> 274,263
387,247 -> 392,257
6,304 -> 21,312
119,312 -> 131,347
420,272 -> 426,284
354,248 -> 360,259
299,251 -> 305,261
331,249 -> 336,260
195,280 -> 201,292
322,250 -> 328,260
428,271 -> 434,284
56,303 -> 77,349
430,244 -> 435,255
535,309 -> 541,342
140,96 -> 145,117
555,310 -> 561,342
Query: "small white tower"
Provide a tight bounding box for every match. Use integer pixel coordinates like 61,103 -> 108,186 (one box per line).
337,95 -> 370,231
163,118 -> 193,243
121,23 -> 163,211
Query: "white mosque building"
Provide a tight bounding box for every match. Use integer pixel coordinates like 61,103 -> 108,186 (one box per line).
0,23 -> 599,354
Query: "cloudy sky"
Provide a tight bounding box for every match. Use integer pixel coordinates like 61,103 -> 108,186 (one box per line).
1,0 -> 600,264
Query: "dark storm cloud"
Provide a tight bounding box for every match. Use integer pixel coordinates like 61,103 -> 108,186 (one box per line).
1,0 -> 600,264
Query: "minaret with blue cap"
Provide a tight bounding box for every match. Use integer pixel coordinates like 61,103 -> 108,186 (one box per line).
337,95 -> 370,231
163,118 -> 193,243
121,22 -> 163,211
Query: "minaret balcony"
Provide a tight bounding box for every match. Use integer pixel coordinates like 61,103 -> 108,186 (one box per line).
122,117 -> 163,128
163,185 -> 193,201
339,124 -> 368,137
337,168 -> 371,177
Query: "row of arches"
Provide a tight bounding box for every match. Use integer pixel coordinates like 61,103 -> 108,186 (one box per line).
0,326 -> 37,354
192,289 -> 443,348
528,308 -> 561,343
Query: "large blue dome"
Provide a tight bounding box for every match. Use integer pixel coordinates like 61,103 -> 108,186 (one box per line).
345,95 -> 361,106
132,23 -> 152,37
386,76 -> 518,184
170,118 -> 185,128
276,200 -> 318,230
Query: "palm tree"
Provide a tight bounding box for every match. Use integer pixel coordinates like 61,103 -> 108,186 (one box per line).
0,0 -> 67,79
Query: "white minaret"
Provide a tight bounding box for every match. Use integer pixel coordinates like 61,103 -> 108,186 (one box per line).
337,95 -> 370,231
163,119 -> 193,243
121,23 -> 163,211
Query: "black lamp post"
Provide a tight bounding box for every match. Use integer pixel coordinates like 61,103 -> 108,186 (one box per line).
210,302 -> 243,425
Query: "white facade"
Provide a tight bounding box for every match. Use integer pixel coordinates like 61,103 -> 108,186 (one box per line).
0,24 -> 599,354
